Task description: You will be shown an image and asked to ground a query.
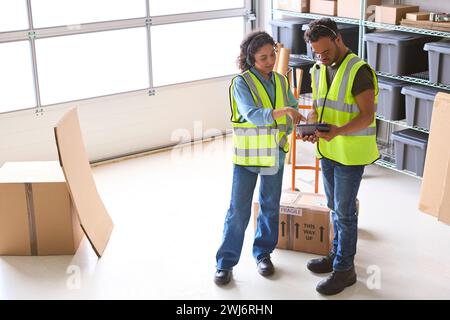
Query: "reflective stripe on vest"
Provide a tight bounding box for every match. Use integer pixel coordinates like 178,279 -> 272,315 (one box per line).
311,53 -> 380,165
230,70 -> 291,167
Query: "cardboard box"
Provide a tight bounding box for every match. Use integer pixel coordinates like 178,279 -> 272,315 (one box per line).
276,0 -> 309,13
254,191 -> 332,255
337,0 -> 381,19
419,92 -> 450,225
54,108 -> 114,257
0,162 -> 83,255
0,108 -> 114,256
406,12 -> 430,21
375,5 -> 420,25
310,0 -> 337,16
400,19 -> 450,32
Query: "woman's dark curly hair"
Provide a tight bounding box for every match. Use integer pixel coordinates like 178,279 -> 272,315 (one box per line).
237,31 -> 276,72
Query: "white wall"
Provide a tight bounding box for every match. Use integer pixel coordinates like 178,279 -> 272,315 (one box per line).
0,76 -> 232,166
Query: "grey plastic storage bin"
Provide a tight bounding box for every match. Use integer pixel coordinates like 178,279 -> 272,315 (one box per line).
401,85 -> 442,130
391,129 -> 428,177
424,40 -> 450,85
377,77 -> 407,120
307,23 -> 359,59
288,57 -> 314,94
364,31 -> 439,76
270,17 -> 311,55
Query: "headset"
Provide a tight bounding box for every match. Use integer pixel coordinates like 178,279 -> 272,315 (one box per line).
312,24 -> 338,38
246,33 -> 270,66
310,24 -> 339,69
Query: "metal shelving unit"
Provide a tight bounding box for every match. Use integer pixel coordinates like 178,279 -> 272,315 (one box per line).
271,0 -> 448,178
375,115 -> 429,133
375,71 -> 450,91
375,158 -> 422,179
363,21 -> 450,38
272,9 -> 360,25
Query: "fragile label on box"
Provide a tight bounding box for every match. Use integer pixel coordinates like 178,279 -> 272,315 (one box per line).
253,191 -> 332,255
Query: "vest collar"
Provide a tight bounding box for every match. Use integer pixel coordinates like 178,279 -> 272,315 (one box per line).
250,67 -> 274,83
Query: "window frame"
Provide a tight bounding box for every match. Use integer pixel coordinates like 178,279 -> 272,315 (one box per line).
0,0 -> 254,114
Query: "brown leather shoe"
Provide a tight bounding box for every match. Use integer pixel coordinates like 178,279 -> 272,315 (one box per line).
257,257 -> 275,277
316,266 -> 357,295
307,252 -> 335,274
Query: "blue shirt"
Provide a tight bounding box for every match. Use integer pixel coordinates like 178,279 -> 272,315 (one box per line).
233,67 -> 298,174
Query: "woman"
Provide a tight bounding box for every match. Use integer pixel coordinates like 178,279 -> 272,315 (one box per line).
215,31 -> 304,285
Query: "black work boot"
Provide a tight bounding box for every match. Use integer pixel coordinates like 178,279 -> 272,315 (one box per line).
316,266 -> 357,295
214,269 -> 232,286
257,257 -> 275,277
307,252 -> 335,274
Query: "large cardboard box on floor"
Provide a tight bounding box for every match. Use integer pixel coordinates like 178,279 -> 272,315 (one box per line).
254,190 -> 332,255
0,162 -> 83,255
275,0 -> 309,13
337,0 -> 381,19
419,92 -> 450,225
0,108 -> 114,256
375,4 -> 420,25
310,0 -> 337,16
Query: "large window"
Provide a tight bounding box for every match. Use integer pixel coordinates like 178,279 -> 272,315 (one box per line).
149,0 -> 245,16
31,0 -> 146,28
0,0 -> 29,32
151,17 -> 243,87
35,28 -> 149,105
0,1 -> 250,113
0,41 -> 36,113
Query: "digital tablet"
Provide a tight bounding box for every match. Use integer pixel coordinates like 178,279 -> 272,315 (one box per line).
296,123 -> 330,136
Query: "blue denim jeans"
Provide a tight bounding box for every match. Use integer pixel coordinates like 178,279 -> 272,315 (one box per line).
216,152 -> 285,271
321,157 -> 365,271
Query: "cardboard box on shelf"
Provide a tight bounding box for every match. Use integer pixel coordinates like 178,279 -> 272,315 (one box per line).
375,4 -> 420,25
253,190 -> 332,255
276,0 -> 310,13
400,19 -> 450,32
337,0 -> 381,20
310,0 -> 337,16
419,92 -> 450,225
0,108 -> 114,256
406,12 -> 430,21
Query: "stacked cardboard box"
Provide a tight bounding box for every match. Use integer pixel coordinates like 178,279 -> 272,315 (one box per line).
310,0 -> 337,16
405,12 -> 430,21
276,0 -> 310,13
375,4 -> 420,25
400,19 -> 450,32
337,0 -> 381,20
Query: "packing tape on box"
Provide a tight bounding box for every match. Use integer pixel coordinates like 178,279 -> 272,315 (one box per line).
25,183 -> 38,256
282,209 -> 304,250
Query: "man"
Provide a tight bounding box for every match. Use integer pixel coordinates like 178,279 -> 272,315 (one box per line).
302,18 -> 379,295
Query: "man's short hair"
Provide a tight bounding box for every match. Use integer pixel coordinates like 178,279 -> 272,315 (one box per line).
304,18 -> 339,43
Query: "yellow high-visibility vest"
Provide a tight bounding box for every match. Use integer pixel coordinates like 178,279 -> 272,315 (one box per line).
230,69 -> 291,167
311,52 -> 380,165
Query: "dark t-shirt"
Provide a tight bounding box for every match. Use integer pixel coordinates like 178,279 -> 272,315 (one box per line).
325,51 -> 375,96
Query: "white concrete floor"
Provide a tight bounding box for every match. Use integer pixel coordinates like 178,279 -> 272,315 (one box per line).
1,135 -> 450,300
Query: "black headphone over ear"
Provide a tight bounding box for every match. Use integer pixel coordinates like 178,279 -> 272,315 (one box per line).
246,33 -> 266,66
